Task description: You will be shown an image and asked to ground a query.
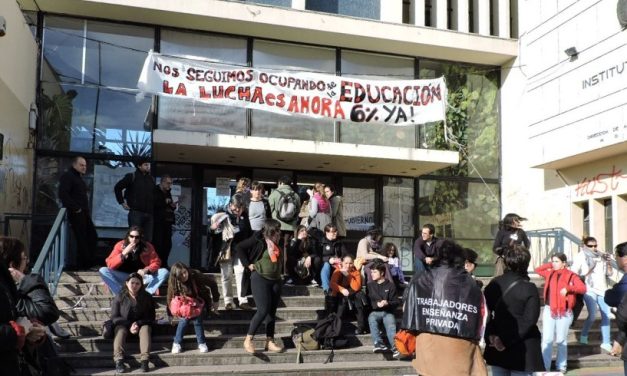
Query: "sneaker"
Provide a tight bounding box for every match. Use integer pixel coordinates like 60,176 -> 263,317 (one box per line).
115,360 -> 125,373
373,343 -> 388,353
171,343 -> 182,354
140,360 -> 149,372
156,316 -> 173,325
198,343 -> 209,353
601,343 -> 613,353
239,303 -> 253,311
557,368 -> 567,374
392,350 -> 401,359
579,335 -> 588,344
309,280 -> 319,287
225,302 -> 234,310
284,278 -> 295,286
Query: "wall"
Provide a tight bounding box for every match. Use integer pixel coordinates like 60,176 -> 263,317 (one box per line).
501,0 -> 627,253
0,1 -> 38,243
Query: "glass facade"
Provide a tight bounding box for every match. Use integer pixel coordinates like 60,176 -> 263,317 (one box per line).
34,14 -> 501,271
306,0 -> 381,20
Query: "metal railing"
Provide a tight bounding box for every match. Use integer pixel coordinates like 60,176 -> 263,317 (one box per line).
32,208 -> 68,297
526,227 -> 583,269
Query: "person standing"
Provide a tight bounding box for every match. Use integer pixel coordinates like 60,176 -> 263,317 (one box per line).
58,156 -> 98,269
571,236 -> 616,352
153,175 -> 176,268
604,242 -> 627,370
413,223 -> 438,275
535,253 -> 586,373
492,213 -> 530,276
237,219 -> 285,354
268,176 -> 301,251
324,185 -> 346,238
483,245 -> 544,376
114,159 -> 155,241
248,181 -> 271,232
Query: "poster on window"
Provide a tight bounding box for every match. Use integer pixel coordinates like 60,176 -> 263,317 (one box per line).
343,187 -> 375,232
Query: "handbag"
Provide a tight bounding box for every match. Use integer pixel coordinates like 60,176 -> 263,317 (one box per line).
102,319 -> 114,340
169,295 -> 205,319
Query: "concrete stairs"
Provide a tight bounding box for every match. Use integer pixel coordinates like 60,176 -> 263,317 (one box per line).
52,272 -> 623,375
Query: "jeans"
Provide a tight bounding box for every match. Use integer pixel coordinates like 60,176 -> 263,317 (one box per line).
219,257 -> 248,305
414,259 -> 426,276
582,292 -> 611,346
128,210 -> 154,242
541,306 -> 572,371
368,310 -> 396,349
174,315 -> 206,345
99,267 -> 169,295
321,262 -> 333,292
490,366 -> 533,376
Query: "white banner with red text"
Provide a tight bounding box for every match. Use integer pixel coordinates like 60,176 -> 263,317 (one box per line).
137,51 -> 448,126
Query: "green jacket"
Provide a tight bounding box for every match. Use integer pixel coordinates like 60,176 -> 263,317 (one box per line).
267,184 -> 300,232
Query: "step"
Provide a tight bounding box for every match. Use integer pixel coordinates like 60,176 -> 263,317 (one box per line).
58,306 -> 325,322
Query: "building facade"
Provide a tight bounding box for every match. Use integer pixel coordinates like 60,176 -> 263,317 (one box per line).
5,0 -> 519,271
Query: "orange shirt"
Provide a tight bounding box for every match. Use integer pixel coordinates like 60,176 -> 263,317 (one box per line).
330,268 -> 362,297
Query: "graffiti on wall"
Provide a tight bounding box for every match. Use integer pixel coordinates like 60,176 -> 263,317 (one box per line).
575,165 -> 627,197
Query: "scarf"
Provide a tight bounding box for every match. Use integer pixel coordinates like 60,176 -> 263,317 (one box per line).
265,238 -> 280,263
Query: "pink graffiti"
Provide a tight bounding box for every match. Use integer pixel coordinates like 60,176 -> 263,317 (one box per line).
575,165 -> 627,197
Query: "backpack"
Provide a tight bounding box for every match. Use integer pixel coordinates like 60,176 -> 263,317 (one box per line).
394,329 -> 417,358
276,190 -> 298,223
312,313 -> 348,363
291,325 -> 319,363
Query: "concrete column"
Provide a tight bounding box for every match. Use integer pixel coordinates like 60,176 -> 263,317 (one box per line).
615,195 -> 627,245
492,0 -> 510,38
410,0 -> 426,27
590,199 -> 606,251
291,0 -> 305,10
571,202 -> 584,246
432,0 -> 448,29
473,0 -> 490,35
451,0 -> 469,32
380,0 -> 403,23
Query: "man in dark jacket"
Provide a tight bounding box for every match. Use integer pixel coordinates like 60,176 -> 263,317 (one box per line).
58,156 -> 98,269
412,224 -> 439,275
367,262 -> 400,358
604,241 -> 627,368
114,159 -> 155,241
152,175 -> 176,267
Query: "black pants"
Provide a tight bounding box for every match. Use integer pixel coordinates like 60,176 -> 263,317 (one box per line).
286,254 -> 323,284
67,209 -> 98,269
247,271 -> 282,338
152,221 -> 173,267
335,295 -> 367,332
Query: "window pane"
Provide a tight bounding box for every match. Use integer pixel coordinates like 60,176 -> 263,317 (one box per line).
85,21 -> 154,88
244,0 -> 291,6
42,16 -> 85,84
252,40 -> 335,141
158,30 -> 248,134
419,60 -> 500,179
418,180 -> 500,262
343,176 -> 376,232
383,177 -> 414,237
306,0 -> 380,20
383,236 -> 414,272
340,51 -> 415,147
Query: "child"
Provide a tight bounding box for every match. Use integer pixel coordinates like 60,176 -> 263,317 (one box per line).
167,262 -> 220,354
384,243 -> 407,286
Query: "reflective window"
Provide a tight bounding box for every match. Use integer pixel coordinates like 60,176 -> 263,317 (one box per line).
340,51 -> 415,148
306,0 -> 380,20
417,180 -> 500,263
158,29 -> 248,134
252,40 -> 335,142
419,60 -> 500,179
382,177 -> 414,237
243,0 -> 291,6
40,16 -> 154,156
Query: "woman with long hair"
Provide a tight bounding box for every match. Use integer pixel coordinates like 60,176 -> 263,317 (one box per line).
535,253 -> 586,373
111,272 -> 156,373
492,213 -> 530,276
167,262 -> 219,354
236,219 -> 284,354
307,182 -> 332,231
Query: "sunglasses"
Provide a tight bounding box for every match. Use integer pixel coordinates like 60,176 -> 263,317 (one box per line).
586,244 -> 597,248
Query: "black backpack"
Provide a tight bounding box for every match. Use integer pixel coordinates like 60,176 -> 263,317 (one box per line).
312,313 -> 348,363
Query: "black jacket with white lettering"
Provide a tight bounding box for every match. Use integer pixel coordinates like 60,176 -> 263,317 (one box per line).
401,265 -> 483,340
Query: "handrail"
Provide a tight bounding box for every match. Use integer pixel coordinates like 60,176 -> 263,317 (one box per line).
526,227 -> 582,269
32,208 -> 68,297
